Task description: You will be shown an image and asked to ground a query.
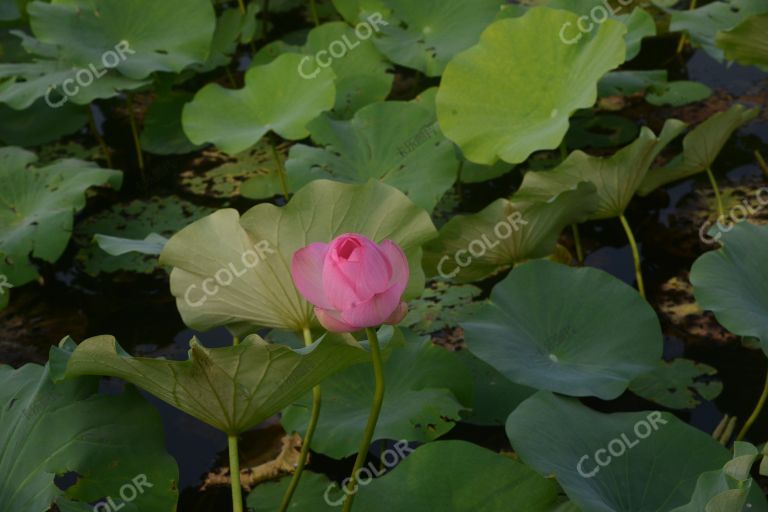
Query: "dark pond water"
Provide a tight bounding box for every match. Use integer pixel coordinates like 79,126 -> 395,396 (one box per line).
2,27 -> 767,511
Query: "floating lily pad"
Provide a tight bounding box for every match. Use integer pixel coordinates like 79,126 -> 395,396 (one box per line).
436,7 -> 627,164
716,13 -> 768,71
646,80 -> 713,107
521,119 -> 687,220
182,53 -> 336,155
0,339 -> 178,512
629,359 -> 723,409
423,181 -> 598,282
179,142 -> 289,199
463,260 -> 662,399
74,196 -> 215,276
0,146 -> 122,299
357,0 -> 504,76
639,105 -> 760,196
160,180 -> 436,333
282,333 -> 472,458
690,222 -> 768,354
64,333 -> 369,434
140,91 -> 203,155
506,392 -> 733,512
565,113 -> 640,149
598,69 -> 668,97
286,101 -> 459,212
402,280 -> 482,335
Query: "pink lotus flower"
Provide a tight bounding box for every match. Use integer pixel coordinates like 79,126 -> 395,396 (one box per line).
291,233 -> 410,333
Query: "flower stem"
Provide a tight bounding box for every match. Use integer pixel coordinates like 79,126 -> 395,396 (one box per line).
676,0 -> 697,54
278,327 -> 322,512
237,0 -> 246,13
705,167 -> 725,219
228,435 -> 243,512
126,93 -> 146,184
755,150 -> 768,178
86,105 -> 113,168
341,328 -> 385,512
619,213 -> 646,299
309,0 -> 319,26
268,140 -> 290,201
571,224 -> 584,264
736,367 -> 768,442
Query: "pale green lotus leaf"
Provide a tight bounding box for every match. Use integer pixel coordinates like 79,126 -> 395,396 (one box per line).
160,180 -> 436,334
182,53 -> 336,155
436,7 -> 627,165
639,105 -> 759,196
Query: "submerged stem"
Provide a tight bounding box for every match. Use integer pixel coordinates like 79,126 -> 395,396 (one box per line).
736,367 -> 768,442
341,328 -> 385,512
278,327 -> 322,512
86,105 -> 113,168
705,167 -> 725,219
571,224 -> 584,264
228,435 -> 243,512
309,0 -> 319,26
126,94 -> 146,183
619,213 -> 646,299
269,141 -> 290,201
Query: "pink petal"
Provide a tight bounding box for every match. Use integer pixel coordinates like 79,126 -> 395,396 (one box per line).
379,240 -> 409,297
384,302 -> 408,325
315,307 -> 359,333
340,281 -> 405,328
323,234 -> 391,309
291,242 -> 332,309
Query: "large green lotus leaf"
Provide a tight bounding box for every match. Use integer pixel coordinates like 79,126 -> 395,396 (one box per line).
140,91 -> 203,156
74,196 -> 215,276
248,441 -> 560,511
671,442 -> 767,512
253,22 -> 393,118
542,1 -> 655,60
629,359 -> 723,410
690,223 -> 768,354
285,101 -> 459,212
281,333 -> 472,458
520,119 -> 687,220
456,349 -> 535,426
0,342 -> 178,511
436,7 -> 627,165
669,0 -> 768,61
463,260 -> 661,399
27,0 -> 215,79
356,0 -> 504,77
506,392 -> 732,512
356,441 -> 560,511
0,146 -> 122,289
0,59 -> 149,110
0,99 -> 86,147
716,14 -> 768,71
182,53 -> 336,155
423,180 -> 598,283
638,105 -> 760,196
64,333 -> 369,435
160,179 -> 436,333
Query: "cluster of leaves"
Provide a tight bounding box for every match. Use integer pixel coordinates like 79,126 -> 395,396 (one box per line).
1,0 -> 767,511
